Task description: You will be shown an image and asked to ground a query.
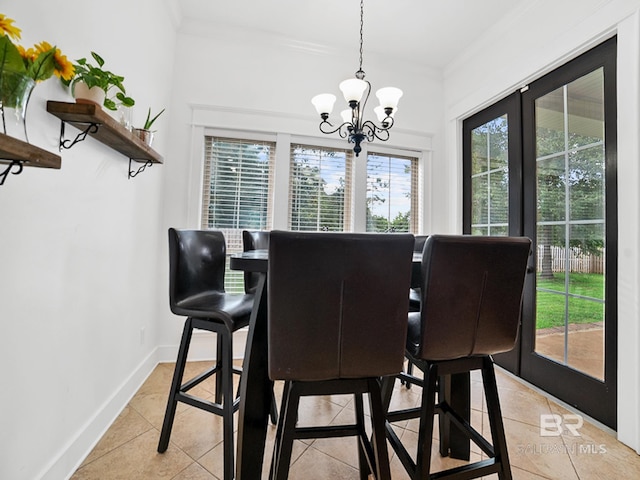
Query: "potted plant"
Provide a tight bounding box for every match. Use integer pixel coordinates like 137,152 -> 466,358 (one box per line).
0,13 -> 74,141
64,51 -> 134,111
134,107 -> 165,146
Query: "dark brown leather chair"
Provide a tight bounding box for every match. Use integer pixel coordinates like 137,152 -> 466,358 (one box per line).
385,234 -> 531,480
409,234 -> 429,311
242,230 -> 270,294
267,231 -> 415,480
158,228 -> 254,480
242,229 -> 279,425
404,235 -> 429,387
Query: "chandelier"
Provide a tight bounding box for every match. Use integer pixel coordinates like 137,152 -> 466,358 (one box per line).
311,0 -> 402,157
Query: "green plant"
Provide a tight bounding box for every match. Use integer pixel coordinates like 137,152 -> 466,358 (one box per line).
0,13 -> 74,83
142,107 -> 165,131
66,51 -> 134,111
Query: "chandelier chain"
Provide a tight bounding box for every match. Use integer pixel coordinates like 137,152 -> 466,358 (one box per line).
358,0 -> 364,73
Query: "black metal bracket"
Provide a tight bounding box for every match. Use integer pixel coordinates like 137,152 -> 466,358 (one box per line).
58,121 -> 101,151
128,158 -> 153,179
0,160 -> 24,186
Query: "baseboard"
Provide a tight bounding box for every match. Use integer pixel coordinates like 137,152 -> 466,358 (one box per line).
38,348 -> 160,480
38,328 -> 249,480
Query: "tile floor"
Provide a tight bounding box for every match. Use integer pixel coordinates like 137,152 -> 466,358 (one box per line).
70,360 -> 640,480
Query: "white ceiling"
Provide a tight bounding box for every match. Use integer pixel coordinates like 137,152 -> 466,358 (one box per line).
177,0 -> 531,69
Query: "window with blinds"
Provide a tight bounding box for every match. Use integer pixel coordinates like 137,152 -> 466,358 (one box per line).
289,144 -> 353,231
366,152 -> 419,233
202,136 -> 275,292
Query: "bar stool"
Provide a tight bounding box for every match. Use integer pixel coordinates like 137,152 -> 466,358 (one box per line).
403,235 -> 429,388
385,234 -> 531,480
242,229 -> 278,425
242,230 -> 270,294
409,234 -> 428,312
267,231 -> 415,480
158,228 -> 254,480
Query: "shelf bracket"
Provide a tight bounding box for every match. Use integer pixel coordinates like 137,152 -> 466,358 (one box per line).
128,158 -> 153,179
0,160 -> 24,186
59,121 -> 101,151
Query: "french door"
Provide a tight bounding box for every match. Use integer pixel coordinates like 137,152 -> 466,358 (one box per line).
462,37 -> 617,429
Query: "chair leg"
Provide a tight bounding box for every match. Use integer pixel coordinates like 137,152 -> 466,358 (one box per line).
215,333 -> 224,405
270,389 -> 279,425
415,363 -> 438,480
482,357 -> 513,480
405,359 -> 414,389
354,393 -> 371,480
271,381 -> 300,480
367,378 -> 392,480
221,329 -> 235,480
158,318 -> 194,453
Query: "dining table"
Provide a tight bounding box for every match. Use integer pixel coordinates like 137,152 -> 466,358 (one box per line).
231,249 -> 470,479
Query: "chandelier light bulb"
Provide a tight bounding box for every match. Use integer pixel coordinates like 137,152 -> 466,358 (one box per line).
311,93 -> 337,116
375,87 -> 403,110
339,78 -> 368,104
341,109 -> 354,124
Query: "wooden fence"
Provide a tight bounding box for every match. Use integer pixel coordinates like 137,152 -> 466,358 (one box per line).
537,245 -> 604,274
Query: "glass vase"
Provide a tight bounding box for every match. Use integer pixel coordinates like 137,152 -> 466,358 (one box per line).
0,69 -> 36,143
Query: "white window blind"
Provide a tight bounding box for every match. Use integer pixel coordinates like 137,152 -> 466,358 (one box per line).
366,152 -> 419,233
202,136 -> 275,292
288,144 -> 353,232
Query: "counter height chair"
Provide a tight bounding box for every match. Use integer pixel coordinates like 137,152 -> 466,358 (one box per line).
385,234 -> 531,480
242,229 -> 279,425
158,228 -> 254,480
268,231 -> 415,480
403,235 -> 429,388
242,230 -> 270,294
409,235 -> 429,312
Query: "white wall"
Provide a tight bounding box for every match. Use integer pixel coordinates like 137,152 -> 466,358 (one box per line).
3,0 -> 639,478
158,17 -> 444,349
441,0 -> 640,452
0,1 -> 176,479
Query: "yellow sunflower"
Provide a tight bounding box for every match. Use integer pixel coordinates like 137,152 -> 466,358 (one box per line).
52,48 -> 74,81
17,44 -> 38,62
0,13 -> 21,41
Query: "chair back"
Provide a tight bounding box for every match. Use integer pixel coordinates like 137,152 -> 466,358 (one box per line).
414,235 -> 531,361
268,231 -> 414,381
414,235 -> 429,253
168,228 -> 226,313
411,235 -> 429,289
242,230 -> 270,293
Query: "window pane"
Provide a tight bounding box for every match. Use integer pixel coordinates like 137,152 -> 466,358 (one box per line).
289,145 -> 352,231
534,70 -> 606,380
202,137 -> 275,292
366,153 -> 417,233
470,114 -> 509,235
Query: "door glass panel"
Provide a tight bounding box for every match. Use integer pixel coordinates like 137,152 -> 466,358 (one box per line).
534,69 -> 605,380
470,114 -> 509,235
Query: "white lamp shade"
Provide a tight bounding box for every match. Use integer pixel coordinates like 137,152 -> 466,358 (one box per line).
339,78 -> 368,103
374,105 -> 396,122
375,87 -> 403,110
311,93 -> 337,115
340,109 -> 353,124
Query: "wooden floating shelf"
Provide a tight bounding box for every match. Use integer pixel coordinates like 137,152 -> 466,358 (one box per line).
0,133 -> 61,169
46,101 -> 163,164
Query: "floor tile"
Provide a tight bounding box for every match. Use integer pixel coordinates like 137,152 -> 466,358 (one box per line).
71,429 -> 193,480
81,406 -> 153,467
69,362 -> 640,480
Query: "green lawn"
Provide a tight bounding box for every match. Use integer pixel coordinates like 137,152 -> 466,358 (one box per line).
536,273 -> 604,329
